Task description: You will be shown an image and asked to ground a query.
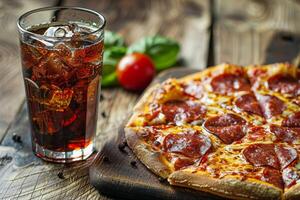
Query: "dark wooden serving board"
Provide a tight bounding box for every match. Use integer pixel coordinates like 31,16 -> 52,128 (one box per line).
89,68 -> 224,200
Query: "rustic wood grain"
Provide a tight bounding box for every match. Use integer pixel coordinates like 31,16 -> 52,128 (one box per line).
2,0 -> 299,199
214,0 -> 300,65
0,0 -> 57,140
0,0 -> 211,199
62,0 -> 211,69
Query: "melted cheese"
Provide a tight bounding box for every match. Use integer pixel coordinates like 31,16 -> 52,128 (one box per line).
127,63 -> 300,192
203,143 -> 266,179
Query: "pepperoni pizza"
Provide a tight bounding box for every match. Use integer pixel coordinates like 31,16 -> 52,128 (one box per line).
125,63 -> 300,200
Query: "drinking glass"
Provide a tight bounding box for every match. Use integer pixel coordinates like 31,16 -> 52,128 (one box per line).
17,7 -> 106,163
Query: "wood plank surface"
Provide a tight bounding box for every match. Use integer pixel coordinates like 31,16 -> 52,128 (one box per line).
214,0 -> 300,65
1,0 -> 299,199
0,0 -> 211,199
0,0 -> 57,140
62,0 -> 211,69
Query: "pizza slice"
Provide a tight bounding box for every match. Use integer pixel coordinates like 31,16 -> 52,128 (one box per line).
169,142 -> 299,200
247,63 -> 300,97
183,64 -> 265,125
265,111 -> 300,149
127,78 -> 208,127
283,144 -> 300,200
125,124 -> 218,178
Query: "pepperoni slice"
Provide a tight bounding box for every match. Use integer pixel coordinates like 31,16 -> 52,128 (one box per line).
270,125 -> 300,143
256,94 -> 285,119
174,158 -> 194,170
275,145 -> 298,169
207,126 -> 246,144
248,68 -> 267,84
261,168 -> 284,189
163,133 -> 211,159
243,144 -> 280,169
243,144 -> 297,170
282,168 -> 300,188
210,73 -> 251,95
282,112 -> 300,127
268,74 -> 300,96
161,100 -> 206,125
235,93 -> 263,116
203,114 -> 247,144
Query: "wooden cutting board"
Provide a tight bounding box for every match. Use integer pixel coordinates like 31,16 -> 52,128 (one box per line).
89,68 -> 223,200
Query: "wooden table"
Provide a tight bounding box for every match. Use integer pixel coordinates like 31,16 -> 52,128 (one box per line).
0,0 -> 299,199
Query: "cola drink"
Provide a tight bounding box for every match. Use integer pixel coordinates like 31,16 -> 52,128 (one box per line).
18,7 -> 105,162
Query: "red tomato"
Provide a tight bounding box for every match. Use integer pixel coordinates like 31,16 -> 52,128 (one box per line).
117,53 -> 155,91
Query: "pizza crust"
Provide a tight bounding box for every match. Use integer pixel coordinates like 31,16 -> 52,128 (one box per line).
178,63 -> 245,81
168,170 -> 282,200
284,183 -> 300,200
126,83 -> 160,126
124,125 -> 284,200
125,127 -> 172,179
125,63 -> 300,199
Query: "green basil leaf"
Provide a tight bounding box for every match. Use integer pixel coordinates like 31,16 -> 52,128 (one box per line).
103,46 -> 127,73
102,46 -> 126,87
104,31 -> 125,49
127,36 -> 180,71
101,72 -> 118,87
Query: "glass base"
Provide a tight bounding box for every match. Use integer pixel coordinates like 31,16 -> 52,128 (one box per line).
33,142 -> 94,163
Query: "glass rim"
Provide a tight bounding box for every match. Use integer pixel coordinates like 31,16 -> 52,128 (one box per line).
17,6 -> 106,39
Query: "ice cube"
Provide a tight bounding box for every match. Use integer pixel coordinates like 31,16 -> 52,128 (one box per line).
34,41 -> 49,55
39,84 -> 73,111
76,64 -> 97,80
83,41 -> 104,63
70,32 -> 83,48
70,41 -> 103,66
21,43 -> 43,70
68,25 -> 95,48
33,110 -> 62,134
74,41 -> 103,64
39,84 -> 60,99
31,53 -> 58,81
69,23 -> 80,33
46,53 -> 66,74
20,40 -> 49,71
48,88 -> 73,110
54,43 -> 72,57
33,52 -> 73,85
73,80 -> 88,103
43,26 -> 74,38
32,59 -> 47,80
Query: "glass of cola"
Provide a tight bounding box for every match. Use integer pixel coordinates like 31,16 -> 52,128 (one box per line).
17,7 -> 105,162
